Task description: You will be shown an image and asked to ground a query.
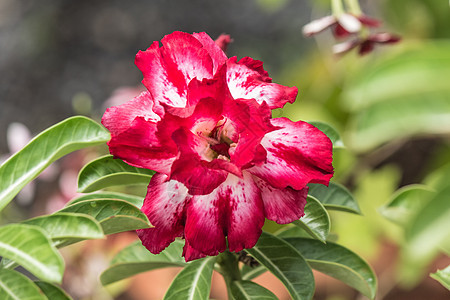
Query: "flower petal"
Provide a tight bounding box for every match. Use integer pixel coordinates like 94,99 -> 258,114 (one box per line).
226,56 -> 298,109
214,34 -> 232,52
183,239 -> 207,262
223,98 -> 274,168
302,15 -> 337,37
101,91 -> 163,137
137,174 -> 189,254
135,32 -> 214,108
225,172 -> 265,252
248,118 -> 333,190
171,128 -> 228,195
192,32 -> 228,74
338,14 -> 362,33
107,116 -> 177,174
184,172 -> 264,255
254,176 -> 308,224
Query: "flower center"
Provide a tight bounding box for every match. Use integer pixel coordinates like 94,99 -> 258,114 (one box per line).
196,118 -> 236,161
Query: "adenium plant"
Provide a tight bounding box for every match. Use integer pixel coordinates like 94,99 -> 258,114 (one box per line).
0,30 -> 378,300
102,31 -> 334,261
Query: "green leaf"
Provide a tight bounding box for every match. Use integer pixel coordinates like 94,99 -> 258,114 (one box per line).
0,116 -> 110,211
68,192 -> 144,208
230,280 -> 277,300
0,224 -> 64,283
379,184 -> 434,226
23,213 -> 104,245
308,121 -> 344,148
245,232 -> 315,300
77,155 -> 154,193
275,226 -> 312,239
308,182 -> 361,214
0,269 -> 47,300
344,42 -> 450,151
164,256 -> 216,300
404,184 -> 450,261
35,281 -> 73,300
101,240 -> 186,285
59,199 -> 151,235
430,265 -> 450,290
285,237 -> 377,299
293,195 -> 330,243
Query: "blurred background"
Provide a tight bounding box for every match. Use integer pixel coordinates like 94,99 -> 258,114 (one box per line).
1,0 -> 449,299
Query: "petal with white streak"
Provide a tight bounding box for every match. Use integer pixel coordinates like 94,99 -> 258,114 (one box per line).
249,118 -> 333,190
102,91 -> 163,137
226,57 -> 298,109
137,174 -> 189,254
184,172 -> 264,255
135,32 -> 214,108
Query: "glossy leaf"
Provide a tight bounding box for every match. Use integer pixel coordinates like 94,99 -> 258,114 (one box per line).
430,265 -> 450,290
23,213 -> 104,244
405,184 -> 450,261
164,256 -> 216,300
275,226 -> 312,239
0,224 -> 64,283
101,240 -> 186,285
308,182 -> 361,214
59,199 -> 151,235
245,232 -> 315,300
35,281 -> 73,300
308,121 -> 344,148
344,42 -> 450,151
0,116 -> 110,211
77,155 -> 154,193
230,280 -> 277,300
68,192 -> 144,208
0,269 -> 47,300
379,184 -> 434,226
293,195 -> 330,243
285,237 -> 377,299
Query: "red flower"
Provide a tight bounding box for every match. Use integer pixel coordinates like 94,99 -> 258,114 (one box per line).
102,32 -> 333,261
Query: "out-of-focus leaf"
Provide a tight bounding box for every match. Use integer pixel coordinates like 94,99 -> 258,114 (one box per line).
285,237 -> 377,299
68,192 -> 144,208
23,213 -> 104,245
59,199 -> 151,235
245,232 -> 314,300
308,182 -> 361,214
230,280 -> 277,300
430,265 -> 450,290
0,269 -> 47,300
379,184 -> 434,226
344,42 -> 450,151
405,184 -> 450,261
163,256 -> 216,300
308,121 -> 344,148
77,155 -> 154,193
101,240 -> 186,285
0,116 -> 110,211
35,281 -> 73,300
0,224 -> 64,283
293,195 -> 330,243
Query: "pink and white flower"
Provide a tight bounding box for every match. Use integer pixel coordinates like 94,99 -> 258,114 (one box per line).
102,31 -> 333,261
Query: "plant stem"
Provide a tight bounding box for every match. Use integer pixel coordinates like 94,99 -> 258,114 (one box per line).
217,251 -> 242,299
344,0 -> 362,15
331,0 -> 345,17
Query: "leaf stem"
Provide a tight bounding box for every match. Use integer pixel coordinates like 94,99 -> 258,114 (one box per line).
217,251 -> 241,299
